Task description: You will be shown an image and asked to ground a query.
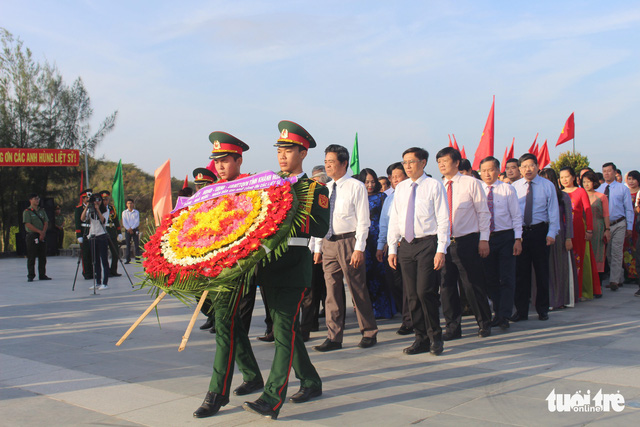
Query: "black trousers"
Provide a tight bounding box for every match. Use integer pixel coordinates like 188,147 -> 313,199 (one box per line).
482,229 -> 516,320
106,228 -> 119,274
398,235 -> 441,344
200,274 -> 257,333
300,262 -> 326,334
385,255 -> 412,328
515,223 -> 550,317
441,232 -> 492,333
26,232 -> 47,279
92,235 -> 110,285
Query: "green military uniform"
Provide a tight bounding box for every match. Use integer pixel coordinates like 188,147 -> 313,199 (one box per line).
23,203 -> 49,280
203,132 -> 261,399
75,189 -> 93,279
99,191 -> 121,276
253,121 -> 330,417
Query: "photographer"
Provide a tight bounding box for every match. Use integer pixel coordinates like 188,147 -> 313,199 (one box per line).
81,194 -> 110,290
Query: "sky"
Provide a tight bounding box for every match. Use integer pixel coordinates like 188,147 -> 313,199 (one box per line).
2,0 -> 640,180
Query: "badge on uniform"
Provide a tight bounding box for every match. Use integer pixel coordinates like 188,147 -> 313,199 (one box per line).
318,194 -> 329,209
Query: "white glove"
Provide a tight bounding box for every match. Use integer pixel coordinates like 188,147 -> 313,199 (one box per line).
78,237 -> 83,244
117,233 -> 124,242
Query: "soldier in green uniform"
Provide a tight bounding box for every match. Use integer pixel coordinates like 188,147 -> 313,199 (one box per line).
192,167 -> 219,333
99,191 -> 122,277
193,167 -> 217,191
23,193 -> 52,282
193,132 -> 264,419
243,120 -> 330,420
75,189 -> 93,280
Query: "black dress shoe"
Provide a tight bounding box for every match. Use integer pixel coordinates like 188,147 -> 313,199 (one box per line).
594,294 -> 603,299
110,272 -> 122,277
200,318 -> 214,330
430,340 -> 444,356
209,326 -> 216,334
233,379 -> 264,396
490,317 -> 501,327
538,313 -> 549,321
193,391 -> 229,418
289,386 -> 322,403
301,331 -> 310,342
27,278 -> 34,282
509,313 -> 528,322
39,276 -> 52,280
243,398 -> 277,419
478,327 -> 491,338
403,340 -> 429,355
124,260 -> 131,264
396,325 -> 414,335
313,339 -> 342,352
358,336 -> 377,348
442,331 -> 461,341
257,331 -> 274,342
498,319 -> 510,329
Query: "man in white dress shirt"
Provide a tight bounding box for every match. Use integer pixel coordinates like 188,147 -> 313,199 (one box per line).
313,144 -> 378,352
479,157 -> 523,330
437,147 -> 493,340
511,153 -> 560,322
596,162 -> 634,291
388,147 -> 449,355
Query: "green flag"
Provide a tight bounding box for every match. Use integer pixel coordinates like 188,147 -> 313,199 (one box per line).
350,132 -> 360,175
112,159 -> 125,220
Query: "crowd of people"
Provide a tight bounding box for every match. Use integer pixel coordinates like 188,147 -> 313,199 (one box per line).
285,152 -> 640,355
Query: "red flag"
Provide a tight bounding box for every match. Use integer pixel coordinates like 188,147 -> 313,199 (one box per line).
206,159 -> 218,178
452,134 -> 460,151
152,159 -> 172,226
472,96 -> 495,170
182,174 -> 189,189
500,138 -> 515,173
461,146 -> 467,159
527,133 -> 538,155
537,140 -> 550,169
556,112 -> 575,146
448,134 -> 453,148
78,171 -> 84,205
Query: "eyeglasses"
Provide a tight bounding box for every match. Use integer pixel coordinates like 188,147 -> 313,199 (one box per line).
401,160 -> 420,166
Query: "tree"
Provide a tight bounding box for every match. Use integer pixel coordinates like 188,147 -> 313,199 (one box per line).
0,28 -> 117,251
549,151 -> 590,174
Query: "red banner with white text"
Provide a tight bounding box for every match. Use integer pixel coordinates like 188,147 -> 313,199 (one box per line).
0,148 -> 80,167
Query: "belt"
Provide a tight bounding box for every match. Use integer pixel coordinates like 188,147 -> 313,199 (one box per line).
522,222 -> 548,232
327,231 -> 356,241
81,223 -> 91,228
402,235 -> 436,245
288,237 -> 310,247
490,229 -> 514,238
450,232 -> 479,244
610,217 -> 626,226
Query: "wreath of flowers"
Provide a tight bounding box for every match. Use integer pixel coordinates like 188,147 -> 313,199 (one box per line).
141,181 -> 295,294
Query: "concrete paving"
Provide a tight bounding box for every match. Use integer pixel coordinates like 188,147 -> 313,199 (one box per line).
1,255 -> 639,426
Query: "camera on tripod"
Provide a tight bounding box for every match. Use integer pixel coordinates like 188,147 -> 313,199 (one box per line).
87,193 -> 102,213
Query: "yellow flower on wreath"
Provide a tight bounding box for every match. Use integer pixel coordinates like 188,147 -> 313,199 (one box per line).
167,191 -> 262,259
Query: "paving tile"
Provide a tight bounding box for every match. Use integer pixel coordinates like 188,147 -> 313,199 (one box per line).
1,256 -> 640,426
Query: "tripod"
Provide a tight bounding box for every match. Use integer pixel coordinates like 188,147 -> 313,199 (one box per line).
72,206 -> 134,292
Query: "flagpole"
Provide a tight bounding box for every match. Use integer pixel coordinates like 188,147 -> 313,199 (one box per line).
573,117 -> 576,155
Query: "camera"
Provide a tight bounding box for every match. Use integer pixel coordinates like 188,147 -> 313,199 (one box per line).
88,193 -> 102,204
